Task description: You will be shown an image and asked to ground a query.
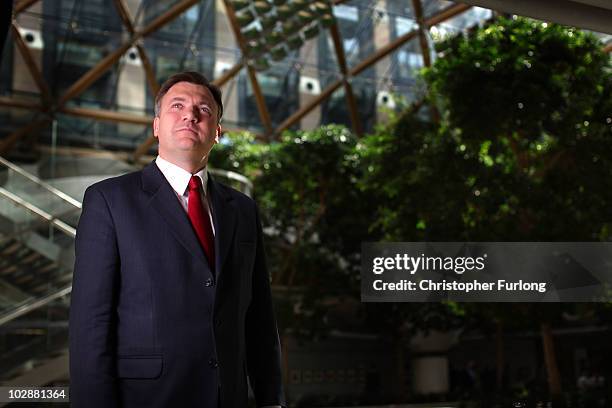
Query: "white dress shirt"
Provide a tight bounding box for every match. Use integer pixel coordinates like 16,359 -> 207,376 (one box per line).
155,155 -> 215,235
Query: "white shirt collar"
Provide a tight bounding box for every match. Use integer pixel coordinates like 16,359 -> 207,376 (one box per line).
155,156 -> 208,197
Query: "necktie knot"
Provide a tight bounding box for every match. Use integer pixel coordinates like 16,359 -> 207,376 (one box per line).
188,175 -> 202,192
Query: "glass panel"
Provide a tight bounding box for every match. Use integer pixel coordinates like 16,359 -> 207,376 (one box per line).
133,0 -> 213,34
0,210 -> 75,315
240,67 -> 300,131
429,6 -> 493,39
237,71 -> 263,132
422,0 -> 455,19
320,74 -> 377,133
392,38 -> 425,83
1,173 -> 77,227
330,1 -> 376,70
0,110 -> 42,137
45,114 -> 149,151
0,298 -> 70,389
145,2 -> 217,85
40,0 -> 123,109
145,35 -> 218,113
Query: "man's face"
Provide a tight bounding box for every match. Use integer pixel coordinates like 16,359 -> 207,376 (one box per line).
153,81 -> 221,168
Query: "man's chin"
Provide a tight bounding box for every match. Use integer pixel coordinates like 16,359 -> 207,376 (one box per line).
174,145 -> 211,160
174,139 -> 204,151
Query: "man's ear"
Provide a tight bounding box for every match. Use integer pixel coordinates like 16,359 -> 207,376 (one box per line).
153,116 -> 159,137
215,124 -> 221,143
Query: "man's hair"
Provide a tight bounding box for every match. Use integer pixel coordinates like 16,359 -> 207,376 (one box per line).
154,71 -> 223,122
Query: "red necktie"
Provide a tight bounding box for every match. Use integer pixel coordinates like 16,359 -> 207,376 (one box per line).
187,176 -> 215,271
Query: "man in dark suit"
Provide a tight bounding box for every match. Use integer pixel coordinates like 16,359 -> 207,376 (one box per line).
69,72 -> 285,408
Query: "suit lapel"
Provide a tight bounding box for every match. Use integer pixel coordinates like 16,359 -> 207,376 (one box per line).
141,162 -> 209,267
208,175 -> 237,278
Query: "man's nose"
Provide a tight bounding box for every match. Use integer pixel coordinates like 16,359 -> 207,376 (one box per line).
182,107 -> 200,122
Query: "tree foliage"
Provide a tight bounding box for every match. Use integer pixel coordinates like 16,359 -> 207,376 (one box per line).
213,19 -> 612,381
423,17 -> 612,241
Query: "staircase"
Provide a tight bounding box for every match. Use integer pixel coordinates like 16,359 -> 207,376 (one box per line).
0,156 -> 79,405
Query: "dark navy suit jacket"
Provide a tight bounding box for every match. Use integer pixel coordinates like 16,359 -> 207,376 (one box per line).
69,162 -> 284,407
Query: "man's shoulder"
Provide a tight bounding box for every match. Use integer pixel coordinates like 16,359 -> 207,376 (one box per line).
211,178 -> 260,216
89,170 -> 142,189
84,169 -> 144,197
212,178 -> 254,205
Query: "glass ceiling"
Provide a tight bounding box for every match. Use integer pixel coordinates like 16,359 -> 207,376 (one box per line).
1,0 -> 611,153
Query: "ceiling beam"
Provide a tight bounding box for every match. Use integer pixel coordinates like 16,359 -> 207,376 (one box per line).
0,96 -> 253,135
274,3 -> 471,135
61,106 -> 150,125
131,134 -> 157,163
14,0 -> 40,14
427,2 -> 471,26
275,78 -> 344,135
4,1 -> 471,153
246,68 -> 274,138
351,28 -> 418,78
411,0 -> 432,68
0,96 -> 254,162
213,61 -> 244,88
222,0 -> 274,139
410,0 -> 440,122
113,0 -> 159,95
58,0 -> 199,108
329,22 -> 363,136
136,46 -> 160,95
353,3 -> 471,78
0,117 -> 50,155
113,0 -> 137,34
0,96 -> 41,110
139,0 -> 199,38
57,42 -> 132,107
0,97 -> 148,124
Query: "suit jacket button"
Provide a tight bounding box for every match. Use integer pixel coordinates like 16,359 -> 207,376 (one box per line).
209,358 -> 218,368
204,278 -> 214,287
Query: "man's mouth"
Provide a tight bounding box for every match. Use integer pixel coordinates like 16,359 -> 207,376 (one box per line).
176,127 -> 198,134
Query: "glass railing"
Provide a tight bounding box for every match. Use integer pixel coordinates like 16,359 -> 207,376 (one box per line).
0,156 -> 81,230
0,157 -> 77,386
0,157 -> 79,326
210,167 -> 253,197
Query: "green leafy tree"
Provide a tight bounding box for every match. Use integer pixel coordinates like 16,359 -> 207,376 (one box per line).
361,16 -> 612,404
212,126 -> 377,341
253,125 -> 375,339
208,131 -> 269,180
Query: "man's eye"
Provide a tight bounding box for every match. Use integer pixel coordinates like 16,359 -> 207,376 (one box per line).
171,103 -> 182,109
200,107 -> 211,114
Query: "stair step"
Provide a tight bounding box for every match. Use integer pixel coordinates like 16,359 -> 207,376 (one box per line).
1,242 -> 21,255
